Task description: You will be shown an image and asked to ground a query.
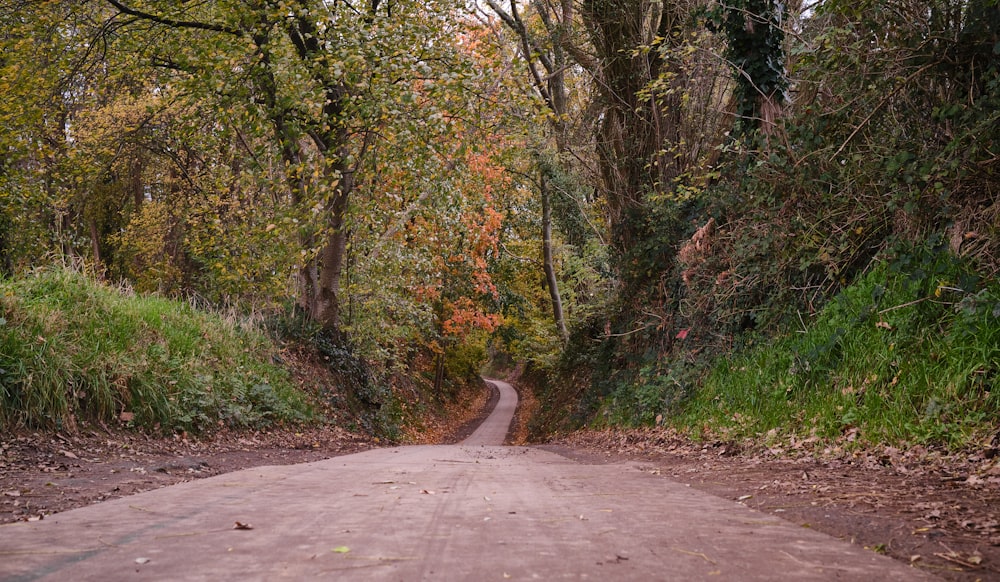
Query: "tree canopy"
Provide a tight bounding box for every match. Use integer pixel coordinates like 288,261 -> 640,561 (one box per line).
2,0 -> 997,441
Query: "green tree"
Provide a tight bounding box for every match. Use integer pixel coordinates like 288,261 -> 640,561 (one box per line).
95,0 -> 481,330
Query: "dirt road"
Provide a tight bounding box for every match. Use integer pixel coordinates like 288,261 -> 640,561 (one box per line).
0,380 -> 934,580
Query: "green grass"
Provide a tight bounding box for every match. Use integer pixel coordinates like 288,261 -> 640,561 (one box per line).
0,267 -> 312,433
674,257 -> 999,449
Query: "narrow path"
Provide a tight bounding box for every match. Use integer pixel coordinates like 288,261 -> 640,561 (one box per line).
461,379 -> 517,446
0,381 -> 935,581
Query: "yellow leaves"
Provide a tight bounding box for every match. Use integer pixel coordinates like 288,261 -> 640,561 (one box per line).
69,92 -> 169,153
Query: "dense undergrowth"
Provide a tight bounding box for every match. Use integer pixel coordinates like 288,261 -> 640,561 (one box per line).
0,268 -> 311,433
517,0 -> 1000,450
522,243 -> 1000,450
270,311 -> 488,441
625,249 -> 999,447
0,268 -> 489,440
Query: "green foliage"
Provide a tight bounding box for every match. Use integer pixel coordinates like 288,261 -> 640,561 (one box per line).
676,251 -> 999,448
445,333 -> 489,384
538,155 -> 593,251
267,311 -> 400,436
704,0 -> 787,135
674,0 -> 1000,344
2,0 -> 996,453
493,234 -> 614,373
607,374 -> 669,427
546,0 -> 1000,452
0,268 -> 311,433
599,360 -> 699,427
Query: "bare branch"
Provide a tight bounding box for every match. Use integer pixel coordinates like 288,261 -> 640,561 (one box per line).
103,0 -> 242,35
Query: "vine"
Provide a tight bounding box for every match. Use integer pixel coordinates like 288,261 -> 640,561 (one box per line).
706,0 -> 788,136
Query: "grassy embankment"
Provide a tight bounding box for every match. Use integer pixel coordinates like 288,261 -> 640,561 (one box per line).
674,259 -> 1000,449
0,268 -> 311,433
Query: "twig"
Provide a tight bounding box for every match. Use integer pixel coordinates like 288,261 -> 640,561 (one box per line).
933,552 -> 981,570
829,61 -> 939,161
878,297 -> 928,315
671,547 -> 716,564
604,323 -> 657,338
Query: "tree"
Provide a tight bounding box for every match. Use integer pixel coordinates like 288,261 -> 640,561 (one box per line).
707,0 -> 787,137
94,0 -> 479,330
484,0 -> 594,342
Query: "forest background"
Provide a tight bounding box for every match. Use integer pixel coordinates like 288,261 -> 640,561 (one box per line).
1,0 -> 998,451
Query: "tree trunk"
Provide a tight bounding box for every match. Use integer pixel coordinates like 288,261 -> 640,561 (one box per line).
581,0 -> 683,255
312,173 -> 352,330
541,174 -> 569,342
433,351 -> 446,394
87,215 -> 103,275
488,0 -> 574,338
130,156 -> 144,211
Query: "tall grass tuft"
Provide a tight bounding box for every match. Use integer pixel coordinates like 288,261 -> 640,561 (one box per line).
0,267 -> 311,433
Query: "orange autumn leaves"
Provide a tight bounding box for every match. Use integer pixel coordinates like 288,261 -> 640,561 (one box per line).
441,192 -> 504,338
362,19 -> 512,343
429,150 -> 507,340
441,296 -> 501,336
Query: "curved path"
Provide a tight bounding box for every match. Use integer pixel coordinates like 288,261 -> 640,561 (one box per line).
0,381 -> 934,581
461,379 -> 517,446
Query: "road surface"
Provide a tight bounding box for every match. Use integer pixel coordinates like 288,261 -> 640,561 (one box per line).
0,379 -> 934,580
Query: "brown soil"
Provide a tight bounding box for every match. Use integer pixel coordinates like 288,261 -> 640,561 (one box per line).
546,428 -> 1000,582
0,425 -> 375,526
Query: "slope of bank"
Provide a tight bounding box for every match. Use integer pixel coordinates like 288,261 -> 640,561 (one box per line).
0,268 -> 311,433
